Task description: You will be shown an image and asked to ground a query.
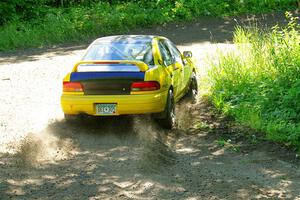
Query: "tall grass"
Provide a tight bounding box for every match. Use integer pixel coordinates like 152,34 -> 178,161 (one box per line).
0,2 -> 166,50
0,0 -> 297,51
208,12 -> 300,150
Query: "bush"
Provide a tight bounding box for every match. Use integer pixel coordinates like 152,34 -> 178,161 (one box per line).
208,12 -> 300,150
0,0 -> 298,50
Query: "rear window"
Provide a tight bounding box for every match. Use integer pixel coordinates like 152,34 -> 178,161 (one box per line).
83,41 -> 154,67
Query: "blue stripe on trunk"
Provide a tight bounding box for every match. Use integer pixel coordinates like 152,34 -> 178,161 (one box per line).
70,72 -> 145,82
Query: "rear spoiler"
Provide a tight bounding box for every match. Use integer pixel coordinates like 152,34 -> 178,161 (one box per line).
72,60 -> 149,72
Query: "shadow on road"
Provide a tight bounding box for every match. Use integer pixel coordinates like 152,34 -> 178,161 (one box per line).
1,100 -> 300,199
0,114 -> 180,199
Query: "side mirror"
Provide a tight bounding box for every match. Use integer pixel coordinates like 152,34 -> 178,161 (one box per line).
183,51 -> 192,58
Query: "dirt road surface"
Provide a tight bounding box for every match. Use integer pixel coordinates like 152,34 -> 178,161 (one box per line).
0,13 -> 300,199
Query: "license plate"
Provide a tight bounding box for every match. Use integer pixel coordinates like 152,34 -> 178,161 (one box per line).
96,104 -> 117,115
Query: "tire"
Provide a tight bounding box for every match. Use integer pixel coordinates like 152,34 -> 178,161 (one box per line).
187,72 -> 198,102
159,90 -> 176,129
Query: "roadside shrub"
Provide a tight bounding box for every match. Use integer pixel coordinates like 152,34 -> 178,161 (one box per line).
208,12 -> 300,150
0,0 -> 298,50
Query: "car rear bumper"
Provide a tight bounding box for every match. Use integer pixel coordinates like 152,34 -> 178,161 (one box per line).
61,91 -> 168,116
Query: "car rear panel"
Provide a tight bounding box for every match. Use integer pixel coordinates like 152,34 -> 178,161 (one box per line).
70,71 -> 145,95
61,91 -> 168,115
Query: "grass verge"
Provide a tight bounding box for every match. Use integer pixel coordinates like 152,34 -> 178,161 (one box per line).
207,12 -> 300,151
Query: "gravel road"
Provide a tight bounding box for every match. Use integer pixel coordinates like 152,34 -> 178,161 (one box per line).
0,12 -> 299,199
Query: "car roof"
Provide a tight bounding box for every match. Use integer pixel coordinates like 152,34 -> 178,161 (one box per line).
93,35 -> 164,44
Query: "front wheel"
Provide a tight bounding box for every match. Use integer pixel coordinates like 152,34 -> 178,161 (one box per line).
159,90 -> 176,129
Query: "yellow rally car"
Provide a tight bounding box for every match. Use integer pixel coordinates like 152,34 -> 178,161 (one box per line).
61,35 -> 198,129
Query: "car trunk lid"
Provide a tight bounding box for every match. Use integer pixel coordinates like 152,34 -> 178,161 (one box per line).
69,61 -> 148,95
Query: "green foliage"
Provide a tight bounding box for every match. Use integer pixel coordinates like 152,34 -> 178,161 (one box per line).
0,0 -> 48,25
0,0 -> 298,50
208,12 -> 300,150
217,138 -> 226,147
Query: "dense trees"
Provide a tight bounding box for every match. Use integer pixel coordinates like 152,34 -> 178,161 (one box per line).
1,0 -> 297,25
0,0 -> 297,50
0,0 -> 116,24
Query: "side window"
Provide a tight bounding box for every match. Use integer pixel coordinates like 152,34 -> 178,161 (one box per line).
166,40 -> 184,66
158,40 -> 174,66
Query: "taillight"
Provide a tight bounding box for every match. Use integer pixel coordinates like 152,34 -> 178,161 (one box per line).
131,81 -> 160,92
63,82 -> 83,92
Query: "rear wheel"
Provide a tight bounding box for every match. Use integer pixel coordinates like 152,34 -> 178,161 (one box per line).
187,72 -> 198,102
159,90 -> 176,129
